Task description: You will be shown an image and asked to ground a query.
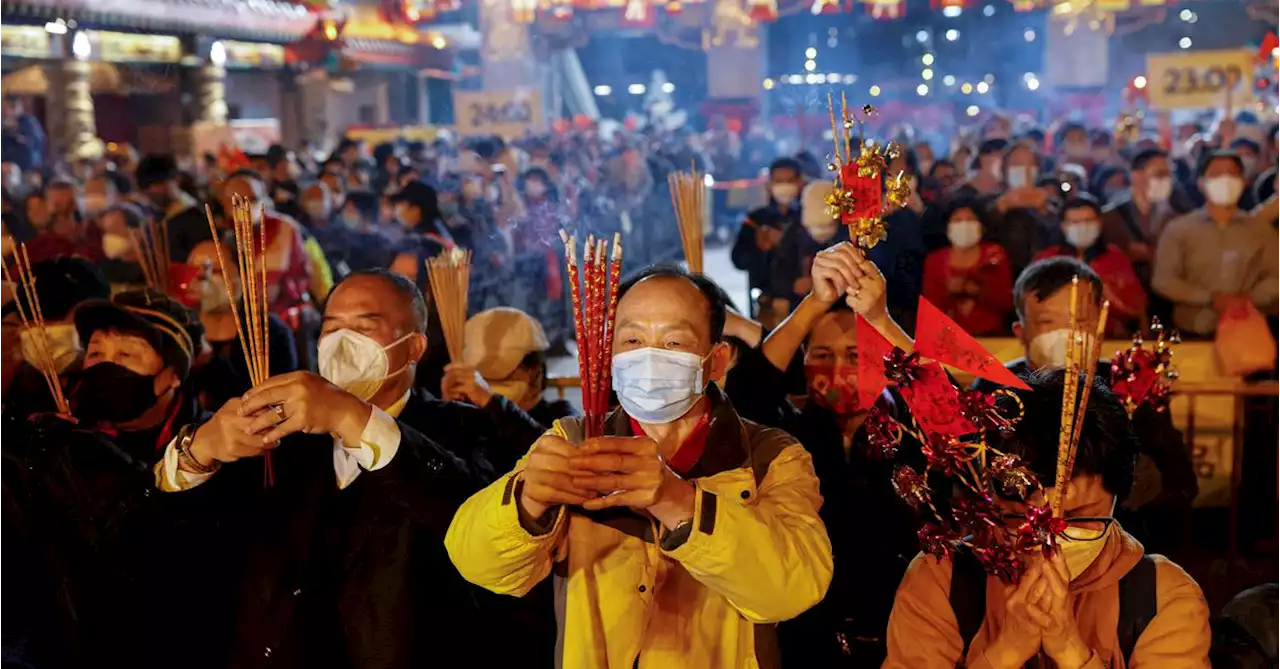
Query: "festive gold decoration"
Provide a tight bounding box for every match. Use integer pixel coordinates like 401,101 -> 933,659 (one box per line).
823,97 -> 912,250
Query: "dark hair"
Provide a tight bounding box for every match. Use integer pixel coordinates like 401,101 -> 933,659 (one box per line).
1013,256 -> 1103,321
998,367 -> 1138,500
343,189 -> 379,220
1130,148 -> 1168,172
946,197 -> 985,225
45,178 -> 75,192
1255,167 -> 1277,205
928,159 -> 956,178
1003,143 -> 1039,164
102,202 -> 147,229
135,155 -> 178,189
617,264 -> 728,343
1061,194 -> 1103,220
1088,165 -> 1127,200
1229,138 -> 1262,156
1197,150 -> 1245,177
768,157 -> 803,176
893,146 -> 921,179
332,268 -> 429,334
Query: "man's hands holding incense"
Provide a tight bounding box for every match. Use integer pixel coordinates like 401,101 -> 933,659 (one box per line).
1025,553 -> 1092,669
573,436 -> 696,530
984,552 -> 1092,669
239,371 -> 372,447
440,363 -> 494,408
517,434 -> 695,531
188,398 -> 278,468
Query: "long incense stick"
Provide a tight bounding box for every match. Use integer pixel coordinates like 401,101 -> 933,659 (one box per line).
211,196 -> 275,484
1,245 -> 70,413
668,169 -> 706,273
1053,276 -> 1081,517
561,231 -> 623,437
426,247 -> 472,363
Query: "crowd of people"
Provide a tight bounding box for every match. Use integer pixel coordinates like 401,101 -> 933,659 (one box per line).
736,113 -> 1279,340
2,90 -> 1278,669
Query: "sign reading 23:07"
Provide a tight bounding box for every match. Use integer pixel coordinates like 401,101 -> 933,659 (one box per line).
1146,49 -> 1256,111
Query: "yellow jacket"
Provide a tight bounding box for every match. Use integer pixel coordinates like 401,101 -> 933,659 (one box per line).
444,387 -> 832,669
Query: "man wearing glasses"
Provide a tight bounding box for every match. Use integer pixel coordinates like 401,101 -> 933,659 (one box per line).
883,369 -> 1211,669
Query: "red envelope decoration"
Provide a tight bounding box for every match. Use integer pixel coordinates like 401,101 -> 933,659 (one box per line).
840,163 -> 883,225
915,297 -> 1031,391
897,360 -> 979,436
856,314 -> 895,411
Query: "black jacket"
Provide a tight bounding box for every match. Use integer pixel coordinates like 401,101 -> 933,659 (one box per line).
201,388 -> 550,669
180,407 -> 492,669
2,394 -> 209,669
731,203 -> 801,294
724,345 -> 921,667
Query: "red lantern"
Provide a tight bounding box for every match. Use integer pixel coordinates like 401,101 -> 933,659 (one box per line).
865,0 -> 904,20
747,0 -> 778,22
1009,0 -> 1036,11
665,0 -> 683,13
811,0 -> 842,14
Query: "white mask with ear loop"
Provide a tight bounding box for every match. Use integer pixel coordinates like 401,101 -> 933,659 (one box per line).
1027,328 -> 1097,369
318,329 -> 415,401
1059,497 -> 1117,580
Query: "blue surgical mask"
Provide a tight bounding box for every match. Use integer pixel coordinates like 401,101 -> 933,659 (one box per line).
611,347 -> 707,424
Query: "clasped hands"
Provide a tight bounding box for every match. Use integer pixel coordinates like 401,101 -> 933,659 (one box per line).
988,551 -> 1093,669
186,372 -> 371,468
518,434 -> 696,530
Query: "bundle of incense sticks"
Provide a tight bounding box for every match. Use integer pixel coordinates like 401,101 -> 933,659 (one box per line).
668,169 -> 706,274
1051,276 -> 1111,517
425,247 -> 472,363
2,244 -> 70,414
130,219 -> 171,292
205,196 -> 274,484
559,230 -> 622,438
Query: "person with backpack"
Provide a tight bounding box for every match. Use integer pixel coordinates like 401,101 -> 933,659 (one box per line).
883,369 -> 1212,668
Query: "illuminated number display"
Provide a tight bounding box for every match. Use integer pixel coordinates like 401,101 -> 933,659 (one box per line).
1147,49 -> 1255,110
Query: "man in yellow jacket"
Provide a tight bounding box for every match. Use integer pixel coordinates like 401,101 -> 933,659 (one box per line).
445,265 -> 833,669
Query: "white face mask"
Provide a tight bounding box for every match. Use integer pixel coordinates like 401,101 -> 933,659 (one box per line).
201,274 -> 234,314
771,183 -> 800,205
1027,328 -> 1097,369
986,158 -> 1003,179
611,347 -> 708,424
303,201 -> 328,220
1064,222 -> 1101,249
1006,166 -> 1036,190
525,181 -> 547,199
489,378 -> 536,410
1145,177 -> 1172,203
318,329 -> 414,402
20,323 -> 81,373
1059,498 -> 1116,580
102,232 -> 132,260
1203,176 -> 1244,206
947,220 -> 983,249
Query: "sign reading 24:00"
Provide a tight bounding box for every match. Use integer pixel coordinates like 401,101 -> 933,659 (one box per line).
1146,49 -> 1256,110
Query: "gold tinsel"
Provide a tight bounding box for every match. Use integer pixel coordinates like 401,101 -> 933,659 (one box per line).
848,217 -> 889,249
885,171 -> 913,210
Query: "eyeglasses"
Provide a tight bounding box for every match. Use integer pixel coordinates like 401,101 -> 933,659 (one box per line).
1001,514 -> 1114,542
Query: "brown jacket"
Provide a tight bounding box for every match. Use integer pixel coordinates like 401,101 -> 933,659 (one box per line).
884,529 -> 1210,669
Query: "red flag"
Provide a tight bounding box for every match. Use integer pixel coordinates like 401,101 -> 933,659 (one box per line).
915,297 -> 1031,390
1259,32 -> 1278,63
856,314 -> 894,411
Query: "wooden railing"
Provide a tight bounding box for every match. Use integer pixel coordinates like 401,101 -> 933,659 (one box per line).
544,377 -> 1279,556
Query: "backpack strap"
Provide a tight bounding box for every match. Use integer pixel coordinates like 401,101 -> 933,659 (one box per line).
1116,554 -> 1158,663
948,547 -> 988,660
